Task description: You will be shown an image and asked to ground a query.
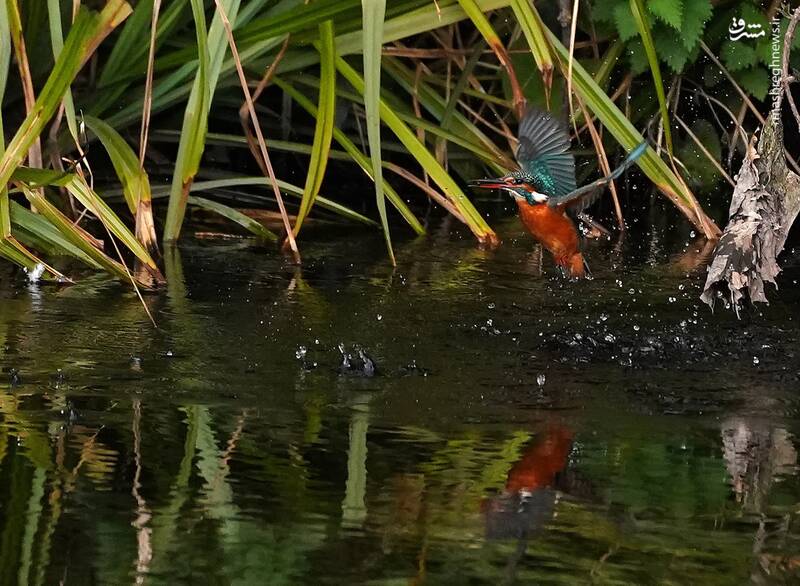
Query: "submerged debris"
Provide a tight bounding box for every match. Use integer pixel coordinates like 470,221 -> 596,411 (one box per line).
337,344 -> 377,377
8,368 -> 21,386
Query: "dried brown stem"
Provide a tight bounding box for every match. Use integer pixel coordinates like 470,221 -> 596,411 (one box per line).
574,94 -> 625,230
383,162 -> 467,224
214,1 -> 300,263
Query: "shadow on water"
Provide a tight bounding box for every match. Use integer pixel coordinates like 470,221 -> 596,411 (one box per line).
1,215 -> 800,584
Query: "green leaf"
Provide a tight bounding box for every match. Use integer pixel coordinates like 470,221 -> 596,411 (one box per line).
361,0 -> 394,263
188,196 -> 278,241
13,167 -> 160,273
734,67 -> 770,101
46,0 -> 79,142
627,39 -> 650,75
647,0 -> 682,30
630,0 -> 673,154
0,5 -> 122,190
679,0 -> 712,51
721,40 -> 758,72
9,201 -> 101,267
20,186 -> 147,285
275,78 -> 424,235
509,0 -> 553,86
335,57 -> 497,245
613,3 -> 639,41
163,0 -> 242,242
295,20 -> 336,235
653,26 -> 691,72
591,0 -> 624,23
84,115 -> 149,215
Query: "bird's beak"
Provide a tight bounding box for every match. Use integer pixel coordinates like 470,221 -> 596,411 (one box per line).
468,178 -> 508,190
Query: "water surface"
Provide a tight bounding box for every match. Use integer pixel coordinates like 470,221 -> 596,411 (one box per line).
1,217 -> 799,585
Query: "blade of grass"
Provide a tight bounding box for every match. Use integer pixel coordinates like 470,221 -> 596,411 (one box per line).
360,0 -> 394,264
0,0 -> 54,275
153,177 -> 378,226
335,57 -> 497,245
7,0 -> 44,173
84,115 -> 159,254
457,0 -> 525,118
19,184 -> 153,287
46,0 -> 79,143
0,4 -> 129,190
188,196 -> 278,241
212,0 -> 300,262
84,116 -> 146,215
139,0 -> 161,168
544,27 -> 720,238
261,80 -> 426,234
13,167 -> 162,278
9,201 -> 101,267
136,0 -> 161,256
509,0 -> 553,105
628,0 -> 672,156
294,20 -> 336,235
0,0 -> 12,239
162,0 -> 213,241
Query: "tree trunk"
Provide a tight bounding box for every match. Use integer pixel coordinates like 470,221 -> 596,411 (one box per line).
701,6 -> 800,312
700,115 -> 800,311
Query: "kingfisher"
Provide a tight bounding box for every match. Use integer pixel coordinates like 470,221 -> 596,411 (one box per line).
469,109 -> 647,277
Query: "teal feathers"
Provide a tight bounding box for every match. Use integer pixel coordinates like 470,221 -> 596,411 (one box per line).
515,109 -> 577,198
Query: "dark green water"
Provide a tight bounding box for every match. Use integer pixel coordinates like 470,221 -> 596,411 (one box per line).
1,218 -> 800,585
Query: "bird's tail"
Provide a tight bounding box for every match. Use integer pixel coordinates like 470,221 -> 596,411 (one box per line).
607,141 -> 648,182
551,141 -> 648,209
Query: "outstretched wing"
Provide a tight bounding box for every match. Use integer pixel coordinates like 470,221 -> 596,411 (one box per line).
548,141 -> 648,210
515,109 -> 576,198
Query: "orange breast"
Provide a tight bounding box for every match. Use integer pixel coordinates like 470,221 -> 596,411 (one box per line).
505,425 -> 574,493
516,201 -> 580,260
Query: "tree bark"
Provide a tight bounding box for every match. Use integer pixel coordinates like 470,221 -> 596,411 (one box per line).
701,115 -> 800,311
701,7 -> 800,312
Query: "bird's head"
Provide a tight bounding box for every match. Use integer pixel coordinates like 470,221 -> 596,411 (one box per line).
468,173 -> 549,205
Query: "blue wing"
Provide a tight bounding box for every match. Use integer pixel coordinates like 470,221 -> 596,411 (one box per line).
549,141 -> 648,209
515,109 -> 576,198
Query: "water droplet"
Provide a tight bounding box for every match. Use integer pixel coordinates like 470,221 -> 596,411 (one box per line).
633,325 -> 640,332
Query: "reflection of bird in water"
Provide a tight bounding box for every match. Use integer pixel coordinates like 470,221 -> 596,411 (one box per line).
482,425 -> 574,583
483,425 -> 574,539
470,109 -> 646,277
